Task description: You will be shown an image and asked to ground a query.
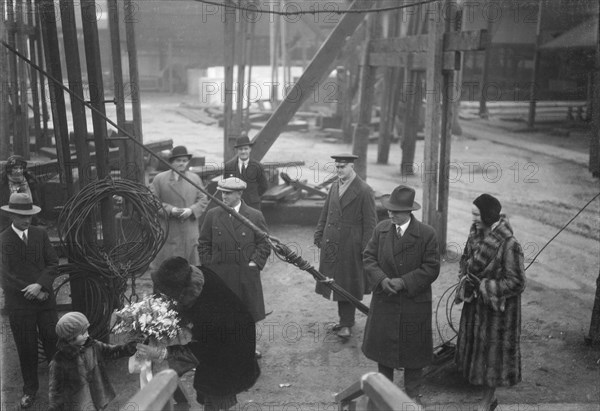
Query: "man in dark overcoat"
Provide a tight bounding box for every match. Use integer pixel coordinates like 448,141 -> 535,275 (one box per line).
314,154 -> 377,339
199,177 -> 271,337
223,134 -> 268,210
150,146 -> 208,272
361,185 -> 440,403
0,193 -> 59,409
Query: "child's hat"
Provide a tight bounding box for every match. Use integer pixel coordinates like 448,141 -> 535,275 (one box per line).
56,311 -> 90,340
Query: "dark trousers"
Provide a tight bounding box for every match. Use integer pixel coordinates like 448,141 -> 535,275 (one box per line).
8,309 -> 58,395
337,301 -> 356,328
377,363 -> 423,398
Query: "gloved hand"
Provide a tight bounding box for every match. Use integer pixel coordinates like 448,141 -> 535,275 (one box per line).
179,208 -> 192,219
136,343 -> 168,361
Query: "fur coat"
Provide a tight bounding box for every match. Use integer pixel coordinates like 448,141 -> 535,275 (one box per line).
455,216 -> 526,387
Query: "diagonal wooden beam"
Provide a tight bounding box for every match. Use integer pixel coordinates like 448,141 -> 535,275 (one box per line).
251,0 -> 377,161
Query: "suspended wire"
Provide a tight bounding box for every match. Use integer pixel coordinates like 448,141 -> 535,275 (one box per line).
193,0 -> 440,16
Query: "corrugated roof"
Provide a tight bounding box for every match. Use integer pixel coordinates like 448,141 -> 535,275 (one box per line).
541,18 -> 598,49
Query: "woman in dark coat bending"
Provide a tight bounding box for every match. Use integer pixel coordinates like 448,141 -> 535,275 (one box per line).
139,257 -> 260,410
455,194 -> 526,411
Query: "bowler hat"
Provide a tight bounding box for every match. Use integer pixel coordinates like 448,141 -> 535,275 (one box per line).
331,153 -> 358,164
380,185 -> 421,212
56,312 -> 90,341
0,193 -> 41,215
152,257 -> 193,298
217,177 -> 247,192
234,135 -> 254,148
169,146 -> 193,162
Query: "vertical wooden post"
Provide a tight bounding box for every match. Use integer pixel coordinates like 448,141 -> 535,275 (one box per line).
35,10 -> 49,143
245,2 -> 256,131
7,0 -> 20,155
423,1 -> 445,238
223,0 -> 236,161
81,0 -> 115,251
527,0 -> 543,129
478,16 -> 494,118
60,0 -> 90,189
26,0 -> 41,151
16,0 -> 30,158
352,13 -> 380,180
589,7 -> 600,177
339,66 -> 353,142
38,0 -> 73,193
0,0 -> 9,157
236,9 -> 247,134
124,0 -> 144,183
401,70 -> 420,175
377,10 -> 400,165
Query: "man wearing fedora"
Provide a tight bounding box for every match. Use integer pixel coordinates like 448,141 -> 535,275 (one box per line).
198,177 -> 271,357
223,133 -> 268,210
0,193 -> 60,408
314,154 -> 377,339
149,145 -> 208,272
361,185 -> 440,404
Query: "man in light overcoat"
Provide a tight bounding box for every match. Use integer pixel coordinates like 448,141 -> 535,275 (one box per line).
150,146 -> 208,271
314,153 -> 377,339
361,185 -> 440,404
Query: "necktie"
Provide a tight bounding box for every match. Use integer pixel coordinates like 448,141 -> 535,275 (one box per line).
396,226 -> 402,238
22,232 -> 27,245
241,162 -> 246,176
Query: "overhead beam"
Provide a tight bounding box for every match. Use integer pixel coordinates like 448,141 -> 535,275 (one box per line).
251,0 -> 377,161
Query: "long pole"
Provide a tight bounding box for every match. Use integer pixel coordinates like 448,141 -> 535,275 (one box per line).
1,39 -> 370,315
527,0 -> 543,128
0,0 -> 8,156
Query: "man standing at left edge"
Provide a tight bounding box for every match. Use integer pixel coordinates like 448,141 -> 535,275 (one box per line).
150,146 -> 208,272
314,154 -> 377,339
0,193 -> 59,409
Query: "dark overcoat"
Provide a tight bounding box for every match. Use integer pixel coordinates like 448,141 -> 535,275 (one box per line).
313,176 -> 377,300
0,225 -> 59,310
150,170 -> 208,270
174,267 -> 260,398
198,201 -> 271,321
455,216 -> 526,387
224,158 -> 268,209
361,217 -> 440,369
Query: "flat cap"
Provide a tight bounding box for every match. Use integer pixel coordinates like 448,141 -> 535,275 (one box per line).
217,177 -> 247,192
331,153 -> 358,163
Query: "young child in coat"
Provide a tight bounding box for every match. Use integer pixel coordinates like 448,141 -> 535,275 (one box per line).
48,312 -> 138,411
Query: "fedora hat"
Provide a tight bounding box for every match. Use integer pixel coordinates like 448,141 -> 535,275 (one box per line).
380,185 -> 421,212
1,193 -> 41,215
169,146 -> 193,162
233,135 -> 254,148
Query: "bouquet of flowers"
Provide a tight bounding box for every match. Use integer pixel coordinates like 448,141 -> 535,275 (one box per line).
112,294 -> 194,387
113,294 -> 183,344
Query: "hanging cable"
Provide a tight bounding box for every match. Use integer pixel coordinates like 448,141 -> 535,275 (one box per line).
192,0 -> 439,16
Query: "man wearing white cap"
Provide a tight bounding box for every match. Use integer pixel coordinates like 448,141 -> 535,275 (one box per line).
0,193 -> 59,408
199,177 -> 271,358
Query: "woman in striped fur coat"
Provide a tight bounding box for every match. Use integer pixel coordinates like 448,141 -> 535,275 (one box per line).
455,194 -> 526,411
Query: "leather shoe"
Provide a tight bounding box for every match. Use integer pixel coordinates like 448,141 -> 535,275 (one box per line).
331,323 -> 343,331
336,326 -> 351,339
20,394 -> 35,409
255,350 -> 262,359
